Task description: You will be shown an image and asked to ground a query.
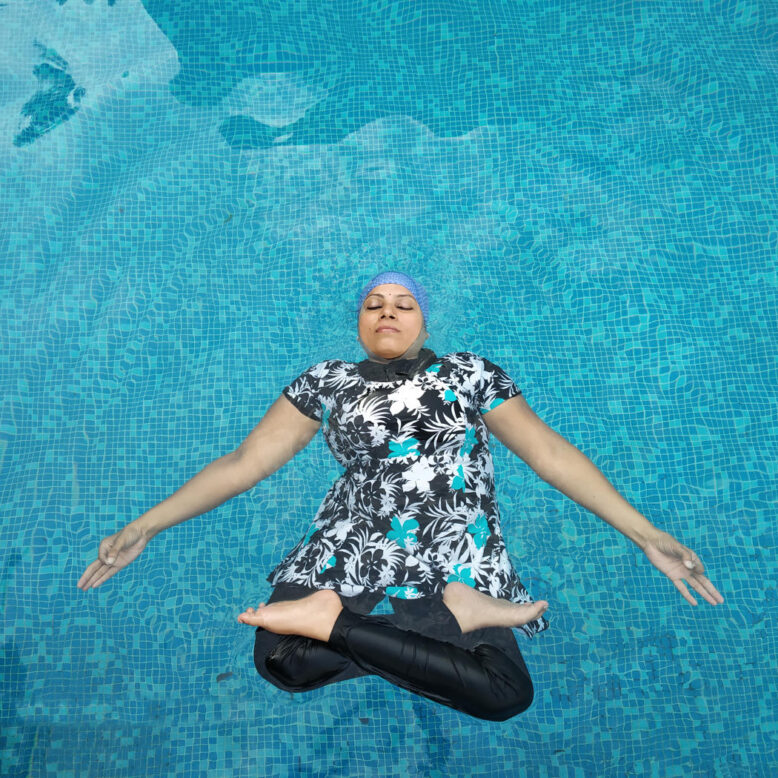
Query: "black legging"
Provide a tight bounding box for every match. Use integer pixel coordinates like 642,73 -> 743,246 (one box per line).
253,584 -> 534,722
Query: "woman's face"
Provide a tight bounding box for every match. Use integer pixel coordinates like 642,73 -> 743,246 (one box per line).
358,284 -> 425,359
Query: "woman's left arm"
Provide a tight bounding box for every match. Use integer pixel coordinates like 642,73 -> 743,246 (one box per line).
484,395 -> 724,607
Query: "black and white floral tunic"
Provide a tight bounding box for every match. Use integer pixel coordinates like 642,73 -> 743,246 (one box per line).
268,349 -> 549,638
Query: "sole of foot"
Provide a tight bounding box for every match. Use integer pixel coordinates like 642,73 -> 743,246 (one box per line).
237,589 -> 343,642
443,582 -> 549,633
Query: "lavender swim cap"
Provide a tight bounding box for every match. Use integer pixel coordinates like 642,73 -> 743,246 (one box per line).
358,271 -> 430,322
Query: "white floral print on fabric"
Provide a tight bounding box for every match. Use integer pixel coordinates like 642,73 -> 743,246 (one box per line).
270,351 -> 548,639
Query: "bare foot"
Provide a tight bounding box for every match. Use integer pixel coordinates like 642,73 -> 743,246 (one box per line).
237,589 -> 343,642
442,582 -> 549,633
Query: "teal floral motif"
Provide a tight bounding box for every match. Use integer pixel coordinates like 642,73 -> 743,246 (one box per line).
386,586 -> 421,599
426,363 -> 442,374
460,426 -> 477,457
319,555 -> 336,573
479,397 -> 506,415
446,564 -> 475,587
321,405 -> 331,427
450,464 -> 465,491
467,514 -> 490,549
444,388 -> 457,402
387,516 -> 420,549
387,437 -> 421,458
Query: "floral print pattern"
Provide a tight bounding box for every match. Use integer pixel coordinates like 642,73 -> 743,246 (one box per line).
268,351 -> 549,638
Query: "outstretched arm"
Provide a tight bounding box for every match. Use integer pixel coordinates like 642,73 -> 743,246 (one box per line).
483,395 -> 724,607
78,395 -> 321,590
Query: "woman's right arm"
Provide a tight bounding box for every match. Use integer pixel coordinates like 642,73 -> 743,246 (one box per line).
77,395 -> 321,590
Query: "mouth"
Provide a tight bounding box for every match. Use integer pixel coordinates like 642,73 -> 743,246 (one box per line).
376,326 -> 399,333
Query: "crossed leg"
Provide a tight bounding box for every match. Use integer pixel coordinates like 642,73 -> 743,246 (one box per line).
247,584 -> 547,721
242,583 -> 547,640
253,585 -> 370,693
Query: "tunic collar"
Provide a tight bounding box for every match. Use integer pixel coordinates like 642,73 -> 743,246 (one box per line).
357,348 -> 438,382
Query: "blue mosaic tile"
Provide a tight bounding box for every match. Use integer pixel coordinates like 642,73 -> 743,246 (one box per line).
1,0 -> 776,776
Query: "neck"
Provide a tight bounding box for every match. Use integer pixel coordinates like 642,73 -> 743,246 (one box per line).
356,347 -> 437,381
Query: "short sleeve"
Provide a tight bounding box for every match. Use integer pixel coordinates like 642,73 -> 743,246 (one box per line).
466,353 -> 522,415
282,362 -> 329,422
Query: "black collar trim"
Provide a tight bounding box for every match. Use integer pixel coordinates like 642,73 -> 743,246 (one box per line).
357,348 -> 438,382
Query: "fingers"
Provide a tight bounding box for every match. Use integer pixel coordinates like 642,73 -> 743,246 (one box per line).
678,551 -> 724,605
671,540 -> 702,568
89,565 -> 120,589
77,558 -> 119,590
672,569 -> 725,607
78,564 -> 100,590
687,572 -> 725,606
78,559 -> 112,590
80,528 -> 142,590
77,558 -> 103,590
98,536 -> 118,566
675,549 -> 725,606
672,578 -> 698,606
683,553 -> 705,576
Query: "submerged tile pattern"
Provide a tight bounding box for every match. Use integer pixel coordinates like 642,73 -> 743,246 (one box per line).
1,0 -> 776,775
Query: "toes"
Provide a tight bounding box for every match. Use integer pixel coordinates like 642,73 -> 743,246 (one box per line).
513,600 -> 548,626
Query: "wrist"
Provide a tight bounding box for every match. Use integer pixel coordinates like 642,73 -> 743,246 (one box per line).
134,512 -> 161,540
630,522 -> 663,551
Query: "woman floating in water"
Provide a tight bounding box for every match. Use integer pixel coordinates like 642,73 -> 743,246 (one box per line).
78,271 -> 723,721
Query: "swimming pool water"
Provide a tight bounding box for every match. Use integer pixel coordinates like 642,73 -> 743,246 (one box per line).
1,0 -> 776,775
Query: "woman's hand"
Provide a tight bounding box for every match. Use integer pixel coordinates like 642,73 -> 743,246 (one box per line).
640,529 -> 724,606
77,521 -> 150,591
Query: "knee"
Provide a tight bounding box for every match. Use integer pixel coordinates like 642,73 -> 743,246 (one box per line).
493,677 -> 534,721
465,647 -> 535,722
261,636 -> 322,690
253,630 -> 309,691
259,634 -> 354,692
263,645 -> 300,687
471,677 -> 534,722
